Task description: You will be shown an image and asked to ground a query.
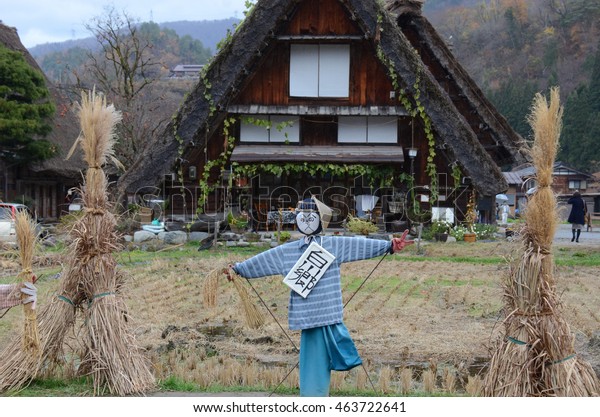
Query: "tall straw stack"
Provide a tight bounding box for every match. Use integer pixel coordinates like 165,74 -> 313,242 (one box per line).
0,212 -> 46,392
14,210 -> 41,354
482,87 -> 599,396
69,89 -> 154,395
0,89 -> 154,395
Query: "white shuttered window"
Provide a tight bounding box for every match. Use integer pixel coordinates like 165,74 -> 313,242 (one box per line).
290,44 -> 350,98
240,115 -> 300,143
338,117 -> 397,143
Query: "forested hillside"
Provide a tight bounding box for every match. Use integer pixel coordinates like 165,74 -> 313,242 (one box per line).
29,1 -> 600,172
424,0 -> 600,172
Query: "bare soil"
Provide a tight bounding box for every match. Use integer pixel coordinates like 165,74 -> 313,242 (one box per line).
1,238 -> 599,392
127,239 -> 600,382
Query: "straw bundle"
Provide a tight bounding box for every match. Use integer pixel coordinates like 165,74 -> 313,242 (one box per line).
482,87 -> 600,396
0,297 -> 76,392
0,89 -> 154,395
69,89 -> 154,395
14,210 -> 41,354
0,212 -> 44,392
203,265 -> 265,329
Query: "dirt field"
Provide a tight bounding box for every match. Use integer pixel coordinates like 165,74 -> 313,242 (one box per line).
1,235 -> 599,393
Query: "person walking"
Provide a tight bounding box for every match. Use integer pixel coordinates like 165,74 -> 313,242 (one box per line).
567,191 -> 586,242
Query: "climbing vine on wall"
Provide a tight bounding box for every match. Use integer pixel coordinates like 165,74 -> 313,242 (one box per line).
375,11 -> 439,205
233,162 -> 396,188
196,116 -> 237,213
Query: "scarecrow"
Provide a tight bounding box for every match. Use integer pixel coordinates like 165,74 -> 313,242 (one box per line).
224,196 -> 413,396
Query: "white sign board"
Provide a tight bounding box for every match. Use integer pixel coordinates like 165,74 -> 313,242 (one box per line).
283,241 -> 336,298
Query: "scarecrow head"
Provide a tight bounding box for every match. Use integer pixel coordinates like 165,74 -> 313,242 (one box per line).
295,196 -> 332,236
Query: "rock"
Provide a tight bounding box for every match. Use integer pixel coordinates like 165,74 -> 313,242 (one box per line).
134,230 -> 157,243
163,231 -> 188,245
189,214 -> 226,232
220,232 -> 238,241
445,236 -> 457,243
189,232 -> 210,242
123,235 -> 133,242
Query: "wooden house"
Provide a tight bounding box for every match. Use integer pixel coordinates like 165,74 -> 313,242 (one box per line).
117,0 -> 526,230
506,162 -> 597,219
0,23 -> 84,220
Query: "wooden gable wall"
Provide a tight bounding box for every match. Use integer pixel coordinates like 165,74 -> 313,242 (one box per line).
233,0 -> 397,107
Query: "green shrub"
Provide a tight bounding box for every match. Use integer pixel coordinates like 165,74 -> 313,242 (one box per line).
345,215 -> 379,235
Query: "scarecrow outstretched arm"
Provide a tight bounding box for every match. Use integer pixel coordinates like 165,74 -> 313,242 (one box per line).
334,236 -> 393,263
231,245 -> 287,279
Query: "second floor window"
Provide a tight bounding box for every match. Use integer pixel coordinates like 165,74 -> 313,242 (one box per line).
569,180 -> 587,190
240,115 -> 300,143
289,44 -> 350,98
338,116 -> 398,144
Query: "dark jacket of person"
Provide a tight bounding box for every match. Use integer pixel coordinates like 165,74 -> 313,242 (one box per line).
567,194 -> 586,225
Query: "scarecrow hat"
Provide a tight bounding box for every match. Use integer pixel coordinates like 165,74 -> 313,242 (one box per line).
312,195 -> 332,229
295,195 -> 333,229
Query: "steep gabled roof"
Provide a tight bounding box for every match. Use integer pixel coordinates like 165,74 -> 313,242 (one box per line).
118,0 -> 525,196
511,162 -> 594,180
387,1 -> 527,167
0,22 -> 84,177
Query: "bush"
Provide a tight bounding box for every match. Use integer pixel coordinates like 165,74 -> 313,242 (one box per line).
277,230 -> 291,243
450,224 -> 469,241
473,223 -> 498,240
345,215 -> 379,235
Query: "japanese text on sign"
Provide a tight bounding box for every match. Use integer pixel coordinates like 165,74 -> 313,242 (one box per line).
283,241 -> 335,298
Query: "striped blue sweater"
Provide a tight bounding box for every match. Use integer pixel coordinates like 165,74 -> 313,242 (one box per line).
232,236 -> 392,331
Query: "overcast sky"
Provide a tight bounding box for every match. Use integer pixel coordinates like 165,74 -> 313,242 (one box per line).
1,0 -> 250,48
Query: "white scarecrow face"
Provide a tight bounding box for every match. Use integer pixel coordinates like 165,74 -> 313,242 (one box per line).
296,211 -> 321,236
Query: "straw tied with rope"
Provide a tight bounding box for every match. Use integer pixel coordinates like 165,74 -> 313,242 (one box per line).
203,197 -> 413,396
0,90 -> 154,395
482,87 -> 600,397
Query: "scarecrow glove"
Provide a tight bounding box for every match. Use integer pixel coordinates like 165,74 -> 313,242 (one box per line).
20,282 -> 37,310
392,230 -> 414,253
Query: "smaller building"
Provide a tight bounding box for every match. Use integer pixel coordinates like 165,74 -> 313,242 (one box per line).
503,162 -> 598,219
169,64 -> 204,78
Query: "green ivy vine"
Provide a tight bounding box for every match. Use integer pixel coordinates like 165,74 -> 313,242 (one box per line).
375,11 -> 439,206
196,116 -> 237,214
233,162 -> 395,188
451,163 -> 462,193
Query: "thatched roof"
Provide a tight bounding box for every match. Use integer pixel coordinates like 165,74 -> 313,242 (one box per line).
118,0 -> 526,197
0,22 -> 84,177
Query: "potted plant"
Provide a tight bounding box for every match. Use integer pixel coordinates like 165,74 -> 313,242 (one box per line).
227,212 -> 249,234
388,192 -> 405,214
430,220 -> 451,242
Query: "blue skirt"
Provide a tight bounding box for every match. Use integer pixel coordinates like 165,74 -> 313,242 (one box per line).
299,323 -> 362,396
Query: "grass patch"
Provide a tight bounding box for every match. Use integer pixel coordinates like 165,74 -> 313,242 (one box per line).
7,377 -> 94,397
554,249 -> 600,267
159,375 -> 201,392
